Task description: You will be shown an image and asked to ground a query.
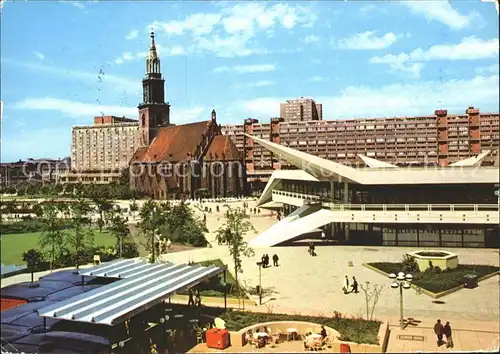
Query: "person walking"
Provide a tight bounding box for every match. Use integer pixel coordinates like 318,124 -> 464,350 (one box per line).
351,276 -> 359,293
343,275 -> 350,294
188,289 -> 195,306
443,321 -> 453,348
264,254 -> 270,267
261,254 -> 266,267
434,319 -> 444,346
272,253 -> 279,267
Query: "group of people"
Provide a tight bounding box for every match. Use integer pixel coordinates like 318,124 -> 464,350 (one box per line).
260,253 -> 280,267
187,289 -> 202,307
434,319 -> 454,348
308,242 -> 317,256
342,275 -> 359,294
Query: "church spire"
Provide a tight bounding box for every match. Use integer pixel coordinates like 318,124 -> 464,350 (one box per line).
146,29 -> 160,75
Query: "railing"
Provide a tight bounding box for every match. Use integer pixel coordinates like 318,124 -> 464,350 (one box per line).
271,190 -> 499,212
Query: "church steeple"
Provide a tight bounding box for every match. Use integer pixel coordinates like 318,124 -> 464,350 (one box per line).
146,30 -> 160,76
138,30 -> 171,147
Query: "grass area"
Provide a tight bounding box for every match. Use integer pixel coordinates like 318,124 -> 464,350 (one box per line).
368,262 -> 500,294
177,259 -> 247,299
220,310 -> 381,344
1,230 -> 116,265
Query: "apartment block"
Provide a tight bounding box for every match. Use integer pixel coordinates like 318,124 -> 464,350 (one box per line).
222,107 -> 500,187
71,116 -> 139,172
279,98 -> 323,121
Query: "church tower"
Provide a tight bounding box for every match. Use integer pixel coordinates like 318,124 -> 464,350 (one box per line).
138,30 -> 171,147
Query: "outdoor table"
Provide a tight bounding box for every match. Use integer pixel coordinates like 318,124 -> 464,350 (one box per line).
309,334 -> 322,339
286,328 -> 298,341
254,332 -> 269,338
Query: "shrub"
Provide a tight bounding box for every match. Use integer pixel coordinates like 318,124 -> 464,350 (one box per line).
401,254 -> 420,273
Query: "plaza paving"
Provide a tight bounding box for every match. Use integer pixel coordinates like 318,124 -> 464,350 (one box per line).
2,198 -> 499,352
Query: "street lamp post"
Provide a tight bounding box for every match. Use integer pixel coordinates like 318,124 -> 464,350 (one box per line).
389,271 -> 413,330
256,261 -> 263,305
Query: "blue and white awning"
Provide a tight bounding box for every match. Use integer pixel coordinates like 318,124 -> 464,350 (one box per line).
37,259 -> 224,325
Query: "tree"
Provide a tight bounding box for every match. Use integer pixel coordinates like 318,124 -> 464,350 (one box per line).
138,199 -> 164,262
108,213 -> 131,258
157,201 -> 208,247
39,199 -> 66,271
93,197 -> 113,227
23,248 -> 45,285
360,281 -> 385,320
215,206 -> 256,308
68,194 -> 95,270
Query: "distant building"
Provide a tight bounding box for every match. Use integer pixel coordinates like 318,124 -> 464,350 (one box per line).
129,31 -> 245,199
279,97 -> 323,121
0,157 -> 71,187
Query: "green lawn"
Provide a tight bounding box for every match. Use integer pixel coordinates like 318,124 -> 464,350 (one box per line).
368,262 -> 500,294
1,230 -> 116,265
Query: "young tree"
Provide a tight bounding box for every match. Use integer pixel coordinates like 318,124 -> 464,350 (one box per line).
93,197 -> 113,227
215,207 -> 256,308
108,214 -> 131,258
138,199 -> 164,262
68,195 -> 95,270
360,281 -> 385,320
39,200 -> 66,272
23,248 -> 45,285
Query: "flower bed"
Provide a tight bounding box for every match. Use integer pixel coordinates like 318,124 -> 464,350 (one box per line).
368,262 -> 499,294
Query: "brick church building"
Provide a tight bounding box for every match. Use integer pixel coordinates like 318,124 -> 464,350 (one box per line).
130,31 -> 245,199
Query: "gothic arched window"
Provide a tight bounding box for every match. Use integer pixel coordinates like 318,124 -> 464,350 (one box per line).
141,114 -> 146,127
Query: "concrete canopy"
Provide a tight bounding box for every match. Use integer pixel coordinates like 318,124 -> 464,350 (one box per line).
245,134 -> 500,185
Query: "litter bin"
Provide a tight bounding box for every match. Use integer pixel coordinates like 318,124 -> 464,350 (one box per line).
463,274 -> 478,289
256,285 -> 261,294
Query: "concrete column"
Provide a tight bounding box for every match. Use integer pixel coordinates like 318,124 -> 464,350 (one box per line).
330,181 -> 335,209
344,182 -> 350,242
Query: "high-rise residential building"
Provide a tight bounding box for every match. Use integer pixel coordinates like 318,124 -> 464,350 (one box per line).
222,107 -> 500,190
279,97 -> 323,121
71,116 -> 139,172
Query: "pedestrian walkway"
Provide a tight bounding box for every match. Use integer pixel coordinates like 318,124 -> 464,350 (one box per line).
386,318 -> 499,352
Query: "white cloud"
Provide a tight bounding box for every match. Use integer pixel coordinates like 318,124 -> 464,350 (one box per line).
401,0 -> 479,30
33,51 -> 45,60
148,2 -> 317,58
410,37 -> 498,61
213,64 -> 275,74
475,64 -> 499,75
301,35 -> 319,44
336,31 -> 399,50
125,29 -> 139,40
309,76 -> 327,82
60,1 -> 85,9
12,97 -> 205,123
233,74 -> 499,119
360,4 -> 376,13
3,59 -> 139,94
370,37 -> 499,76
13,98 -> 138,117
233,80 -> 275,89
114,44 -> 186,64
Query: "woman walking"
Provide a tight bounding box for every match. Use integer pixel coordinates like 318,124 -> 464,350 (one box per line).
443,321 -> 453,348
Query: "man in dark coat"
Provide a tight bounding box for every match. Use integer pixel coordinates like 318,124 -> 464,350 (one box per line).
272,253 -> 279,266
434,319 -> 444,345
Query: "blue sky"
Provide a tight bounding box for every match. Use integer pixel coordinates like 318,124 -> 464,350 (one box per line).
1,0 -> 499,161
